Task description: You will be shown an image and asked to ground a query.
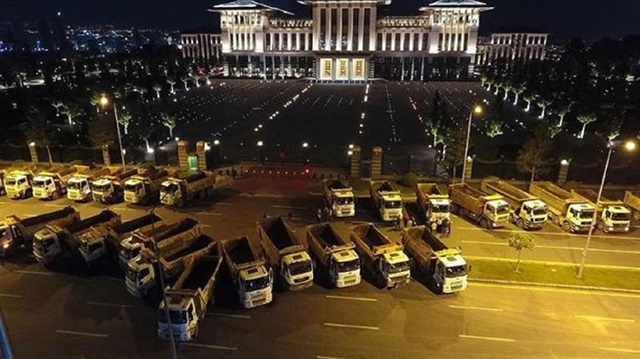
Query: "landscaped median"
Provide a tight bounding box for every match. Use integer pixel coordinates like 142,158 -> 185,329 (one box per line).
467,256 -> 640,292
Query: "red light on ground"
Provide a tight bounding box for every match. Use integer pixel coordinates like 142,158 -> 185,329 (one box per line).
304,169 -> 310,174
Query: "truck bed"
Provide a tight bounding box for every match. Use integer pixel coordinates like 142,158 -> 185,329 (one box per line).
224,237 -> 258,265
451,183 -> 485,198
112,213 -> 162,235
402,228 -> 435,263
313,225 -> 343,248
184,172 -> 207,183
156,217 -> 199,243
21,206 -> 76,227
262,218 -> 295,251
374,181 -> 395,193
482,180 -> 531,202
65,210 -> 117,234
353,224 -> 388,249
325,179 -> 349,190
180,255 -> 220,290
164,235 -> 212,262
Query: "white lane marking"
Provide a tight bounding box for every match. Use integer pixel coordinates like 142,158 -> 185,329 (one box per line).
201,224 -> 212,228
207,313 -> 252,319
43,204 -> 66,208
14,270 -> 54,276
448,305 -> 503,312
600,347 -> 640,354
459,334 -> 516,343
112,207 -> 137,211
575,315 -> 636,323
323,322 -> 379,331
24,213 -> 39,217
85,301 -> 134,309
462,240 -> 640,255
458,227 -> 640,241
325,295 -> 377,302
182,343 -> 238,351
55,329 -> 109,338
468,282 -> 640,298
0,293 -> 23,298
272,205 -> 307,210
195,212 -> 222,216
0,202 -> 6,205
216,202 -> 233,206
318,356 -> 358,359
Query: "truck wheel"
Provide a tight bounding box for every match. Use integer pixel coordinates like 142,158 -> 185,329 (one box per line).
552,216 -> 560,226
52,191 -> 59,200
0,188 -> 5,196
516,219 -> 525,229
177,199 -> 185,208
562,222 -> 571,232
451,204 -> 459,214
199,190 -> 206,198
480,218 -> 488,229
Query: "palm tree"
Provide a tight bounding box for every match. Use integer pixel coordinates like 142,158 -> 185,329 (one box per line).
25,106 -> 55,165
152,83 -> 162,99
61,102 -> 84,126
480,73 -> 489,87
512,87 -> 524,106
180,75 -> 189,91
134,85 -> 148,101
577,113 -> 597,139
502,83 -> 512,101
118,109 -> 133,135
167,78 -> 176,94
161,112 -> 177,138
189,73 -> 200,88
523,93 -> 537,112
89,93 -> 102,113
537,98 -> 553,119
555,102 -> 572,128
51,100 -> 65,117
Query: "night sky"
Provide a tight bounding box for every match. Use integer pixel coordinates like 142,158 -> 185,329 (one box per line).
2,0 -> 638,40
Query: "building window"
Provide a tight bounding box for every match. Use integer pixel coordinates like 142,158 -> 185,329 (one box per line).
377,33 -> 383,51
353,8 -> 360,50
395,33 -> 401,51
422,33 -> 429,51
363,8 -> 371,51
342,9 -> 349,48
283,33 -> 288,50
413,33 -> 419,51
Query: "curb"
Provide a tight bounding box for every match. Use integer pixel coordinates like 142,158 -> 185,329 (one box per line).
468,278 -> 640,294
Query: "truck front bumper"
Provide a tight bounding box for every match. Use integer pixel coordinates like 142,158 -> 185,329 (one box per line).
336,275 -> 361,288
158,327 -> 193,342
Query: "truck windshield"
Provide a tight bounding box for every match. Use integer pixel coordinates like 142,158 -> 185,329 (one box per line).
336,258 -> 360,273
579,210 -> 595,219
495,204 -> 510,215
68,181 -> 85,190
445,265 -> 467,277
432,204 -> 451,213
121,247 -> 141,261
161,183 -> 179,194
93,183 -> 110,192
384,200 -> 402,209
125,266 -> 138,282
5,179 -> 16,186
532,208 -> 547,216
158,309 -> 187,324
244,276 -> 270,292
335,197 -> 353,205
124,183 -> 139,192
385,261 -> 409,274
288,260 -> 312,276
33,179 -> 49,188
610,212 -> 631,221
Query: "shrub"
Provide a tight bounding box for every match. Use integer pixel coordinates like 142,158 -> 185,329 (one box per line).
398,172 -> 418,188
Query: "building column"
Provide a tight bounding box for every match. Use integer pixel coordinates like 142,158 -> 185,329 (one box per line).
336,6 -> 343,51
369,5 -> 377,51
196,141 -> 208,170
558,160 -> 570,185
371,146 -> 382,178
313,6 -> 320,50
350,145 -> 361,179
463,157 -> 473,182
381,31 -> 386,51
325,6 -> 332,51
409,31 -> 414,52
177,140 -> 189,170
347,7 -> 354,51
410,57 -> 415,81
102,145 -> 111,166
420,56 -> 425,81
390,32 -> 396,51
401,57 -> 405,81
358,7 -> 365,51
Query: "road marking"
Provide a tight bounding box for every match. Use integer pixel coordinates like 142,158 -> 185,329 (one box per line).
459,334 -> 515,343
323,322 -> 379,331
182,343 -> 238,351
600,347 -> 640,354
112,207 -> 137,211
0,293 -> 23,298
318,356 -> 358,359
195,212 -> 222,216
462,240 -> 640,255
24,213 -> 39,217
272,205 -> 307,210
575,315 -> 635,323
216,202 -> 233,206
43,204 -> 66,208
55,330 -> 109,338
85,301 -> 134,309
0,202 -> 6,205
448,305 -> 503,312
468,282 -> 640,298
457,226 -> 640,241
325,295 -> 377,302
207,313 -> 252,319
14,270 -> 54,276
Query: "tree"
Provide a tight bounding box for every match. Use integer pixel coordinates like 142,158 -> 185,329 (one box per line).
516,124 -> 554,183
523,93 -> 537,112
441,126 -> 466,182
25,106 -> 56,165
577,113 -> 597,139
152,83 -> 162,99
167,78 -> 176,94
86,112 -> 118,147
61,102 -> 84,126
508,233 -> 536,273
180,75 -> 189,91
537,98 -> 553,119
484,95 -> 504,138
484,120 -> 503,138
118,108 -> 133,135
512,86 -> 524,106
51,100 -> 65,117
161,112 -> 177,138
89,93 -> 102,113
554,102 -> 572,128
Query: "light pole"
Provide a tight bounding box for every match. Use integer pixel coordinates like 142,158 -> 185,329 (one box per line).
577,140 -> 636,278
99,94 -> 126,171
257,141 -> 264,164
461,105 -> 483,183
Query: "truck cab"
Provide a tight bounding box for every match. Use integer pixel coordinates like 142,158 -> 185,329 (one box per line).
517,199 -> 548,228
238,266 -> 273,308
125,255 -> 156,297
280,251 -> 314,290
33,174 -> 67,200
427,198 -> 452,224
5,171 -> 33,199
159,180 -> 183,205
158,297 -> 197,341
433,251 -> 468,293
91,178 -> 119,203
330,191 -> 355,217
378,194 -> 403,221
565,204 -> 595,232
482,199 -> 511,228
599,205 -> 631,233
124,178 -> 146,203
0,219 -> 20,255
328,250 -> 361,288
32,226 -> 64,262
66,177 -> 92,202
379,252 -> 411,288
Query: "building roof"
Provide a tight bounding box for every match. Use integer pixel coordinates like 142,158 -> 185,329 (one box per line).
208,0 -> 295,16
427,0 -> 489,6
298,0 -> 391,4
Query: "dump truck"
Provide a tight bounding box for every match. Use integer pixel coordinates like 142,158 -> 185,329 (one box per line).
306,223 -> 361,288
323,179 -> 355,217
624,191 -> 640,221
125,234 -> 215,297
481,180 -> 548,230
257,217 -> 314,291
158,254 -> 223,341
66,167 -> 112,202
118,217 -> 201,269
0,206 -> 80,257
32,210 -> 121,265
401,226 -> 468,294
32,167 -> 79,200
449,183 -> 510,229
415,183 -> 451,229
159,171 -> 216,207
4,170 -> 35,199
350,223 -> 411,289
91,169 -> 138,204
571,189 -> 631,233
78,213 -> 163,267
529,182 -> 595,233
124,169 -> 169,204
370,180 -> 404,221
221,236 -> 273,308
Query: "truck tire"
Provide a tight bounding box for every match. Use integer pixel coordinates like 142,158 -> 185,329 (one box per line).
451,204 -> 459,215
562,222 -> 571,232
552,216 -> 560,226
52,191 -> 59,200
0,188 -> 5,196
177,199 -> 185,208
480,218 -> 488,229
516,219 -> 525,229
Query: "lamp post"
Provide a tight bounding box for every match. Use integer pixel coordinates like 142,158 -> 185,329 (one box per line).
577,140 -> 636,278
257,141 -> 264,164
99,94 -> 126,171
461,105 -> 483,183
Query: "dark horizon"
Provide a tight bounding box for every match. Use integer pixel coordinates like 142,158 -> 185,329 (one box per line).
1,0 -> 639,41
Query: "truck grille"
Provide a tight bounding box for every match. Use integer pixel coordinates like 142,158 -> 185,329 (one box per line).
294,276 -> 310,284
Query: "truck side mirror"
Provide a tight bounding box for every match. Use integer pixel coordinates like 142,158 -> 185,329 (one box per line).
467,264 -> 472,273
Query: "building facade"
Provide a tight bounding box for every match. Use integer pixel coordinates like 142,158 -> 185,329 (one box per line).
182,0 -> 494,80
476,32 -> 548,66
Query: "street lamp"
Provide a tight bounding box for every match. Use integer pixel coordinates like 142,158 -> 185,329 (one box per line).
577,140 -> 636,278
99,94 -> 126,171
257,141 -> 264,164
461,105 -> 483,183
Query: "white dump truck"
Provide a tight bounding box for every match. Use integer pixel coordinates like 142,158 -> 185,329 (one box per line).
529,182 -> 595,233
4,170 -> 34,199
91,169 -> 137,204
571,189 -> 631,233
257,217 -> 314,291
306,223 -> 361,288
125,234 -> 215,297
449,183 -> 510,229
158,254 -> 223,341
481,180 -> 548,230
160,171 -> 216,207
32,167 -> 78,200
370,180 -> 403,221
221,236 -> 273,309
124,169 -> 169,205
350,223 -> 411,289
323,179 -> 355,217
78,213 -> 163,267
0,206 -> 80,257
66,167 -> 112,202
402,226 -> 468,294
118,217 -> 201,269
32,210 -> 121,265
415,183 -> 451,229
